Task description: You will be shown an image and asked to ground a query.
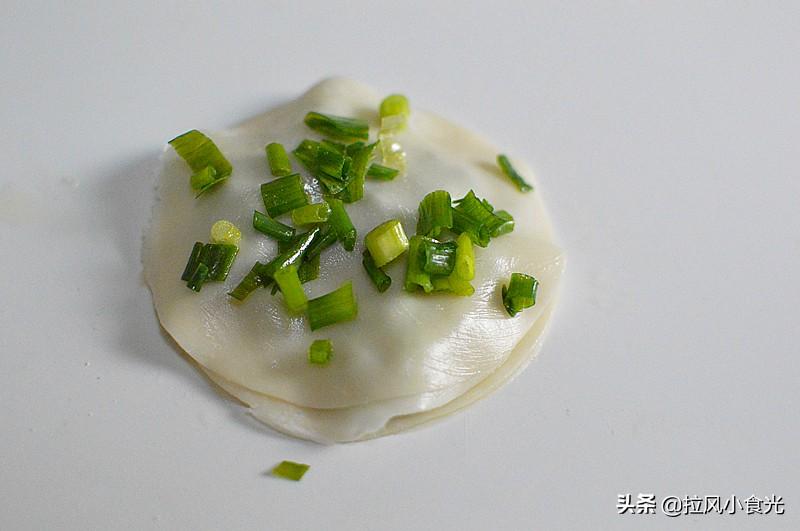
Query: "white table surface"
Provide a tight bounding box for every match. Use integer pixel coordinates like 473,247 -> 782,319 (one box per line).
1,2 -> 798,530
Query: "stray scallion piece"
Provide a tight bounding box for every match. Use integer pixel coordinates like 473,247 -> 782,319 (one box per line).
497,154 -> 533,193
308,339 -> 333,365
169,130 -> 232,195
338,142 -> 377,203
273,264 -> 308,314
260,174 -> 309,217
228,262 -> 267,301
266,142 -> 292,176
403,236 -> 433,293
416,190 -> 453,238
304,111 -> 369,141
452,190 -> 512,247
210,220 -> 242,246
181,242 -> 204,281
379,94 -> 410,121
186,263 -> 209,292
502,273 -> 539,317
362,250 -> 391,293
271,461 -> 309,481
491,210 -> 515,237
291,203 -> 331,226
326,198 -> 356,251
307,281 -> 357,331
422,239 -> 458,276
253,211 -> 295,242
182,241 -> 239,291
367,163 -> 399,181
365,219 -> 409,268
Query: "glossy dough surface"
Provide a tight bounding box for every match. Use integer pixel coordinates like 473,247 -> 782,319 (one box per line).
144,78 -> 564,442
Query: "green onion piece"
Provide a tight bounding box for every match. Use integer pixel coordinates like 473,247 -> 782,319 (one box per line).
453,232 -> 475,281
271,460 -> 309,481
292,139 -> 320,172
291,203 -> 331,226
181,242 -> 204,281
345,141 -> 365,155
210,220 -> 242,246
273,264 -> 308,314
186,263 -> 209,292
305,226 -> 337,259
366,163 -> 400,181
252,211 -> 295,242
416,190 -> 453,238
316,141 -> 347,178
298,254 -> 320,283
304,111 -> 369,141
168,129 -> 232,179
228,262 -> 266,301
364,219 -> 409,268
307,281 -> 357,331
452,190 -> 510,247
502,273 -> 539,317
403,236 -> 433,293
266,142 -> 292,177
338,142 -> 377,203
362,250 -> 391,293
432,275 -> 475,297
259,227 -> 321,279
422,239 -> 458,276
497,154 -> 533,193
326,198 -> 356,251
308,339 -> 333,365
189,166 -> 217,191
379,94 -> 410,120
260,174 -> 309,217
198,243 -> 239,281
491,210 -> 515,237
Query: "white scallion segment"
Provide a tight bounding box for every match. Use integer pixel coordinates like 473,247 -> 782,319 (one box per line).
143,78 -> 563,443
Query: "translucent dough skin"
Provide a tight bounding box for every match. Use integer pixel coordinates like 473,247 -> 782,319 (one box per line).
144,78 -> 564,442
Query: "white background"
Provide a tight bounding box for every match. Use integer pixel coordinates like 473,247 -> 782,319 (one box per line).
1,2 -> 798,530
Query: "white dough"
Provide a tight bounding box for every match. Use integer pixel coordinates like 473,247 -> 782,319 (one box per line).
144,78 -> 564,442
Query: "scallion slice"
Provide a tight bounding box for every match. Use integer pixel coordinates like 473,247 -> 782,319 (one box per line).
326,198 -> 356,251
502,273 -> 539,317
189,166 -> 218,192
181,242 -> 204,281
308,339 -> 333,365
228,262 -> 266,301
379,94 -> 410,120
316,141 -> 347,178
453,232 -> 475,281
497,154 -> 533,193
422,239 -> 458,276
338,142 -> 377,203
304,112 -> 369,141
362,250 -> 391,293
210,220 -> 241,246
273,264 -> 308,314
366,163 -> 400,181
266,142 -> 292,177
169,129 -> 232,180
403,236 -> 433,293
198,243 -> 239,281
259,227 -> 321,279
186,263 -> 209,292
307,281 -> 357,331
305,226 -> 337,259
260,174 -> 309,217
298,254 -> 320,283
253,211 -> 295,242
293,139 -> 320,172
271,460 -> 309,481
364,219 -> 409,268
416,190 -> 453,238
291,203 -> 331,226
491,210 -> 514,237
452,190 -> 511,247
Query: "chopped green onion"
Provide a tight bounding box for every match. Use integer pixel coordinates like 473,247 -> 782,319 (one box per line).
502,273 -> 539,317
452,190 -> 510,247
252,211 -> 295,242
422,239 -> 458,276
326,198 -> 356,251
308,339 -> 333,365
186,263 -> 209,292
228,262 -> 267,301
416,190 -> 453,238
367,163 -> 400,181
198,243 -> 239,281
168,129 -> 232,183
316,141 -> 347,178
266,142 -> 292,176
291,203 -> 331,225
378,130 -> 406,175
307,281 -> 357,331
338,142 -> 377,203
189,166 -> 218,191
403,236 -> 433,293
304,111 -> 369,141
305,226 -> 337,259
364,219 -> 409,268
379,94 -> 410,120
273,264 -> 308,314
497,154 -> 533,193
271,460 -> 309,481
293,139 -> 320,172
260,174 -> 309,217
298,254 -> 320,283
181,242 -> 204,281
362,250 -> 392,293
432,275 -> 475,297
210,220 -> 241,246
491,210 -> 515,237
259,227 -> 320,279
453,232 -> 475,281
